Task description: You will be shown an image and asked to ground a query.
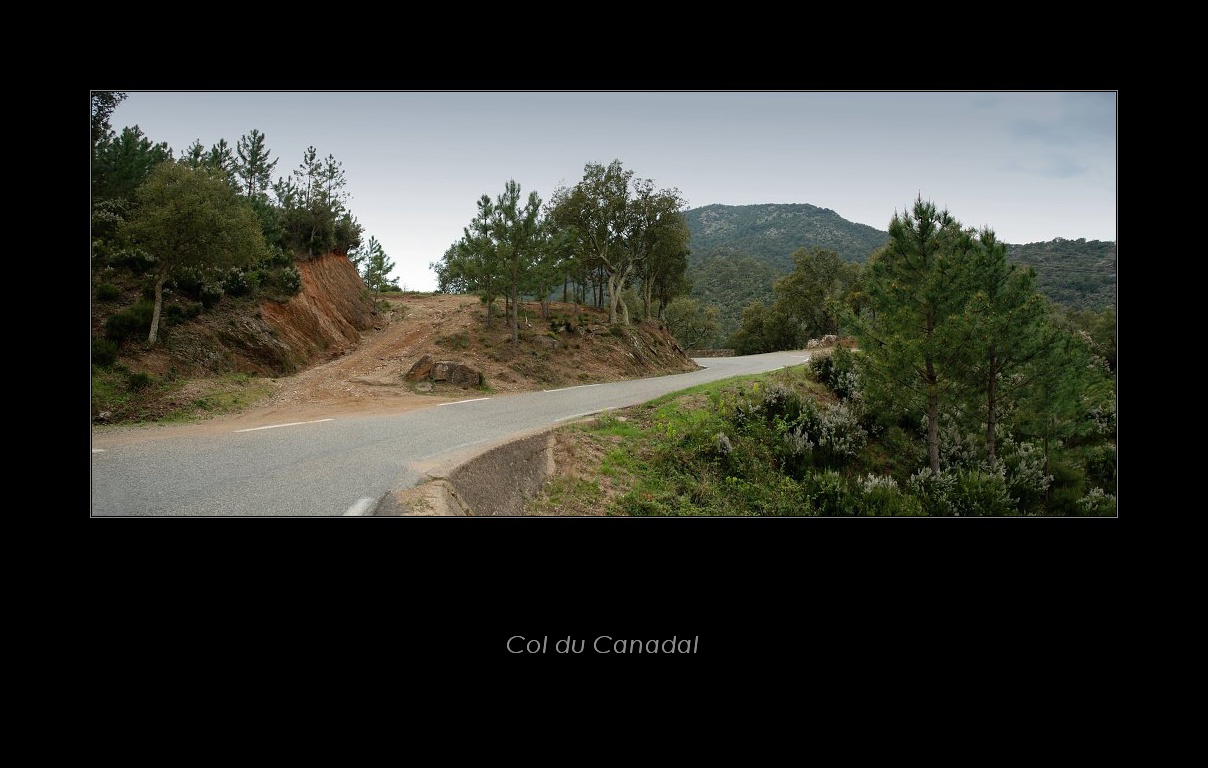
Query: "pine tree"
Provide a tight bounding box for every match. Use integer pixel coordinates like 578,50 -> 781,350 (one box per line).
359,236 -> 399,303
235,129 -> 278,199
854,195 -> 977,474
956,227 -> 1053,462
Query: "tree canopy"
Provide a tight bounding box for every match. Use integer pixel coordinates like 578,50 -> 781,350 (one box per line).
548,160 -> 689,325
119,161 -> 268,344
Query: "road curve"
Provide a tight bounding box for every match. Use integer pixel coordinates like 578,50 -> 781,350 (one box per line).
90,351 -> 810,517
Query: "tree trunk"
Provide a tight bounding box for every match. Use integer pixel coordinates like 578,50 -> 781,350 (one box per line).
148,275 -> 167,345
986,362 -> 998,463
509,289 -> 519,345
926,360 -> 941,475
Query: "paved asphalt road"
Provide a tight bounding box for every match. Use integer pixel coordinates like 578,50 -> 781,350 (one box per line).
90,351 -> 810,517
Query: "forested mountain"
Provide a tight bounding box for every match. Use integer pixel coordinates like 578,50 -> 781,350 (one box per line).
1006,239 -> 1117,313
684,203 -> 889,270
683,203 -> 1117,343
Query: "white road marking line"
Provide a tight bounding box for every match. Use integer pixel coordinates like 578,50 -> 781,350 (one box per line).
543,383 -> 602,392
235,418 -> 335,433
556,411 -> 601,422
438,398 -> 491,406
421,438 -> 488,460
344,498 -> 376,516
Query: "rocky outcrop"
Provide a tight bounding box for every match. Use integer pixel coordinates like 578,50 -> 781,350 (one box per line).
144,252 -> 377,378
405,354 -> 483,387
257,254 -> 376,370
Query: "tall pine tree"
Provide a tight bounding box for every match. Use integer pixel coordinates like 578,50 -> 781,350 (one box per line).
854,195 -> 976,474
957,227 -> 1053,462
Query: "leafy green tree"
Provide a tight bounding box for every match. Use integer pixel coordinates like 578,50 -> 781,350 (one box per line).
691,251 -> 780,344
772,247 -> 856,345
432,242 -> 472,294
549,160 -> 686,325
854,195 -> 977,474
729,300 -> 777,355
548,161 -> 632,324
120,161 -> 268,344
664,297 -> 721,350
626,178 -> 690,321
207,139 -> 238,186
554,228 -> 589,307
491,180 -> 547,343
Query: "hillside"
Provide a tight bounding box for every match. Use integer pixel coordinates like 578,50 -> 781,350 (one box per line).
684,203 -> 890,269
681,203 -> 1118,343
245,291 -> 700,420
90,253 -> 700,428
1007,238 -> 1117,313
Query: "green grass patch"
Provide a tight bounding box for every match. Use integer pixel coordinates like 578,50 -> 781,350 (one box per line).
525,476 -> 602,515
91,370 -> 276,426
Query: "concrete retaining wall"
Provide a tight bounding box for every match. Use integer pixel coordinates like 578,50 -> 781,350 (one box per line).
373,429 -> 558,516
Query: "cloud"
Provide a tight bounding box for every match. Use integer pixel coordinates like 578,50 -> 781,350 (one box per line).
1007,91 -> 1116,149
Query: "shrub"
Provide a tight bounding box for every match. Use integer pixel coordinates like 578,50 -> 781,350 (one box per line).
104,301 -> 155,343
937,412 -> 983,471
850,474 -> 925,516
1077,487 -> 1117,516
171,268 -> 207,299
809,345 -> 860,400
437,332 -> 470,350
946,469 -> 1015,516
997,438 -> 1051,516
1045,459 -> 1086,516
1082,444 -> 1117,490
274,265 -> 303,295
803,470 -> 852,516
760,381 -> 802,424
855,423 -> 926,486
264,245 -> 293,268
803,401 -> 866,468
127,371 -> 154,391
113,248 -> 156,275
199,283 -> 224,309
768,395 -> 866,475
163,303 -> 190,322
222,267 -> 257,297
94,283 -> 121,302
92,337 -> 119,368
907,468 -> 956,516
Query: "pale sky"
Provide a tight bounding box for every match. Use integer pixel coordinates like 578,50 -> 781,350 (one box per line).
108,91 -> 1117,292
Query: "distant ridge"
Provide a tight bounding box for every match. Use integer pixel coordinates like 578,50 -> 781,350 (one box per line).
683,203 -> 890,270
681,203 -> 1116,341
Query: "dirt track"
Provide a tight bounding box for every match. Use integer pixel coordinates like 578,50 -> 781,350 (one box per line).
112,293 -> 700,514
